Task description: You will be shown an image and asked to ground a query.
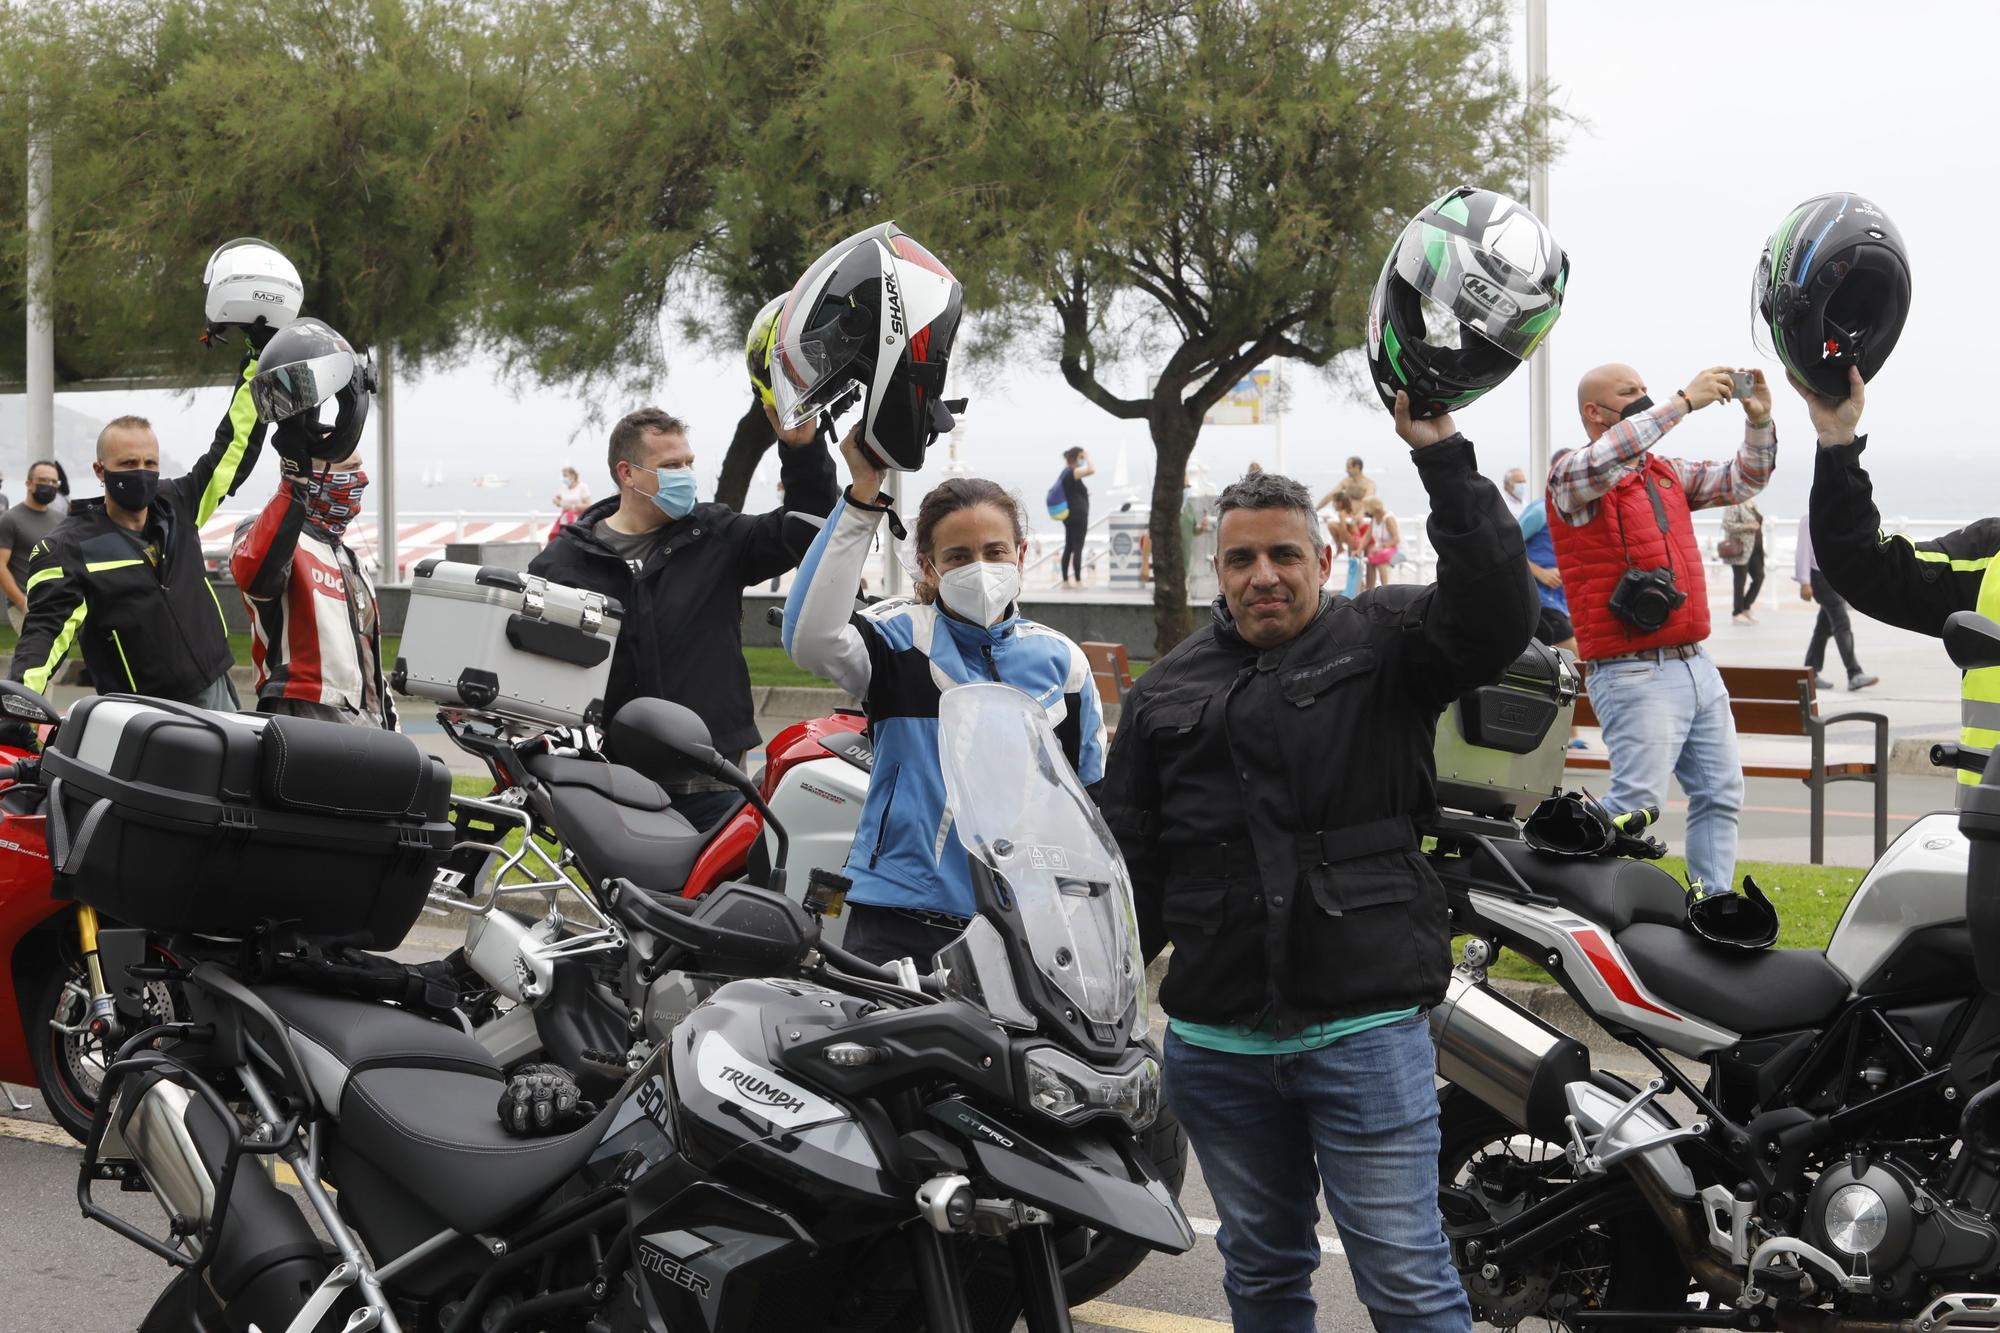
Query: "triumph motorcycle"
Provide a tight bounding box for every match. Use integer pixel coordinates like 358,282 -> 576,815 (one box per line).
73,680 -> 1191,1333
1427,610 -> 2000,1331
425,689 -> 1186,1304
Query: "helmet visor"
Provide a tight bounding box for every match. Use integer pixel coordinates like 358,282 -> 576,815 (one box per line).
1391,220 -> 1562,361
251,349 -> 357,424
770,306 -> 871,429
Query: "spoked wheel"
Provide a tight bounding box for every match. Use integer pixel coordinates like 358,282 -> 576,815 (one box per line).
1437,1085 -> 1692,1332
28,943 -> 184,1144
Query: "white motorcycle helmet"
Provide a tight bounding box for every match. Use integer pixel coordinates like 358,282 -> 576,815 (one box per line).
203,237 -> 304,333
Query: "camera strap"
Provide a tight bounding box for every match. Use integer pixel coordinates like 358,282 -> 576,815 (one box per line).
1613,465 -> 1677,575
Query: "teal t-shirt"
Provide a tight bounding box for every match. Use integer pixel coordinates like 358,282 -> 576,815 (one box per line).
1169,1008 -> 1420,1055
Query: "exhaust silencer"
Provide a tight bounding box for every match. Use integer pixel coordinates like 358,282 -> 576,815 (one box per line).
114,1072 -> 333,1328
1430,973 -> 1591,1141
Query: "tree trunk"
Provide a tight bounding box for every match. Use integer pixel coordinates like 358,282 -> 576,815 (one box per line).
713,396 -> 777,511
1146,405 -> 1201,659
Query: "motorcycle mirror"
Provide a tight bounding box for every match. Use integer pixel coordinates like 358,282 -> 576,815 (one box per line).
607,698 -> 744,788
1946,611 -> 2000,672
0,680 -> 60,728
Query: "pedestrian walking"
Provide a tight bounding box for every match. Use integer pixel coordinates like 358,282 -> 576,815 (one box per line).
1058,446 -> 1093,587
1722,500 -> 1766,623
1795,508 -> 1876,692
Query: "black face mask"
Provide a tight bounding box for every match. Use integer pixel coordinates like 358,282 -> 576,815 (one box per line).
30,485 -> 58,506
103,468 -> 160,514
1616,395 -> 1653,421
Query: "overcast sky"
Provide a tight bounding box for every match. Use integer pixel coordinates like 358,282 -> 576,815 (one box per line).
61,0 -> 1975,531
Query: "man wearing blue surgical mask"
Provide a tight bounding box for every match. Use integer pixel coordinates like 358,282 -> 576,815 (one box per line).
530,404 -> 837,828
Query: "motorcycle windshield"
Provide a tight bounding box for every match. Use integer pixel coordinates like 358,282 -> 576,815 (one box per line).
938,683 -> 1142,1027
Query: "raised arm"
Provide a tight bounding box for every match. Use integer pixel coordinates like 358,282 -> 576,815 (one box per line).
1386,392 -> 1538,707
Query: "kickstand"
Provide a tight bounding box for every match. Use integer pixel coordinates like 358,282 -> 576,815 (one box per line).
2,1083 -> 33,1112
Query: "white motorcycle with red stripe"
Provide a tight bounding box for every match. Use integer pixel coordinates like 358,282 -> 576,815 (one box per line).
1426,613 -> 2000,1330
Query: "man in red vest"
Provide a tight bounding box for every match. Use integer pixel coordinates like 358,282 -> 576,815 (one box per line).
1548,363 -> 1776,896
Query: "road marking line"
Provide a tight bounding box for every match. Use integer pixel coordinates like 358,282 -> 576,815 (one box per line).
1073,1300 -> 1233,1333
1187,1213 -> 1344,1255
0,1112 -> 76,1150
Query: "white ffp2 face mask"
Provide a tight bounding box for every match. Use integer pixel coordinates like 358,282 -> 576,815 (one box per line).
935,560 -> 1021,626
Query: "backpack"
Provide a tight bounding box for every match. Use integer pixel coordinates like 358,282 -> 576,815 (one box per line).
1045,471 -> 1070,521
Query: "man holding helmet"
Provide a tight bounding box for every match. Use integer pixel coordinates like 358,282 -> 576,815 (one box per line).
529,291 -> 838,828
1101,187 -> 1551,1333
230,318 -> 393,728
9,238 -> 297,706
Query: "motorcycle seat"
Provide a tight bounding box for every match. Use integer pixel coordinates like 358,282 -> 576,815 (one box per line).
256,987 -> 606,1234
523,752 -> 709,895
523,753 -> 671,811
1481,840 -> 1688,933
338,1063 -> 609,1235
1614,923 -> 1851,1036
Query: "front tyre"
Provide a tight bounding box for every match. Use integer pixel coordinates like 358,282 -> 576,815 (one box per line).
1437,1083 -> 1691,1330
27,941 -> 183,1144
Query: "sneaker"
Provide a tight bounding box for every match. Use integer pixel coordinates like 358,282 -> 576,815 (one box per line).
1812,672 -> 1834,690
1849,672 -> 1879,691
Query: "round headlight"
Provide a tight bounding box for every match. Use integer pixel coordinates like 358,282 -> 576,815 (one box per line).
1825,1183 -> 1890,1256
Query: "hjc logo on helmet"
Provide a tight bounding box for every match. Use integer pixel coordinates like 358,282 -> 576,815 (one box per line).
1460,273 -> 1520,320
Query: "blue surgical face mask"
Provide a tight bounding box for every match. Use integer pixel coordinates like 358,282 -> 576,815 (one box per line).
647,467 -> 698,520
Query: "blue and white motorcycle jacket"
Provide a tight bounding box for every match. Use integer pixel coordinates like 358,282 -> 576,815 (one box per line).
782,491 -> 1108,918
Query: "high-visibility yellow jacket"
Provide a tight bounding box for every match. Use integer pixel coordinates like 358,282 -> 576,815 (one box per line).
8,355 -> 266,702
1810,437 -> 2000,791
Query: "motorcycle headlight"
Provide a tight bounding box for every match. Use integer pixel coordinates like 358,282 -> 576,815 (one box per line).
1022,1046 -> 1160,1132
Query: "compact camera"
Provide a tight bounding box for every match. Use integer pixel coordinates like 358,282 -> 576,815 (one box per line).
1607,565 -> 1687,632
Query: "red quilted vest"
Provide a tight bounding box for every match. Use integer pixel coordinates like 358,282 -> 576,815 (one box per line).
1547,453 -> 1710,662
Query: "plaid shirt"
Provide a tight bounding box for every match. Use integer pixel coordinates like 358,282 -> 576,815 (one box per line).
1548,398 -> 1777,527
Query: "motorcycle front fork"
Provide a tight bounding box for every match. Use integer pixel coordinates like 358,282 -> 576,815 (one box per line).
71,904 -> 119,1040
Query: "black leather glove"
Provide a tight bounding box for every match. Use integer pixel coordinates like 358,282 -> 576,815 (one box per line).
272,419 -> 320,480
496,1063 -> 594,1137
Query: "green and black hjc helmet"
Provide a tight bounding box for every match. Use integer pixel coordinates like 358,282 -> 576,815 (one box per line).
1752,193 -> 1910,399
1366,186 -> 1568,419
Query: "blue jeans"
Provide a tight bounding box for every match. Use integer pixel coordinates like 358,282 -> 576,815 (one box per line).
1164,1018 -> 1469,1333
1585,648 -> 1743,891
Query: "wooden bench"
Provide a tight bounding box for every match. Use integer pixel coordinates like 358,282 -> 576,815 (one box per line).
1080,641 -> 1134,706
1566,664 -> 1888,864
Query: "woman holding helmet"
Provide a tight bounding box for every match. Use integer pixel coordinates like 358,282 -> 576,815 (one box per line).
778,222 -> 1107,967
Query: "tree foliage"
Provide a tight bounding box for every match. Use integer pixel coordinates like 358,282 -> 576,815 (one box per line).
896,0 -> 1538,653
0,0 -> 526,385
0,0 -> 1544,653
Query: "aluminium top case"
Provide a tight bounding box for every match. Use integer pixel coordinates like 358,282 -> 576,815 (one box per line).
1432,640 -> 1579,820
41,695 -> 453,948
392,560 -> 623,727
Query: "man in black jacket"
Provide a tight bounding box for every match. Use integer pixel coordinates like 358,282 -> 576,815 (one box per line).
12,354 -> 266,707
1098,393 -> 1535,1333
530,406 -> 837,828
1801,366 -> 2000,798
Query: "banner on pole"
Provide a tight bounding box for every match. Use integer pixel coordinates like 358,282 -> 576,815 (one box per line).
1204,368 -> 1272,426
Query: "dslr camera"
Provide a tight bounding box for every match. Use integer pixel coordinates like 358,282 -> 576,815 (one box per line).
1607,565 -> 1687,633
